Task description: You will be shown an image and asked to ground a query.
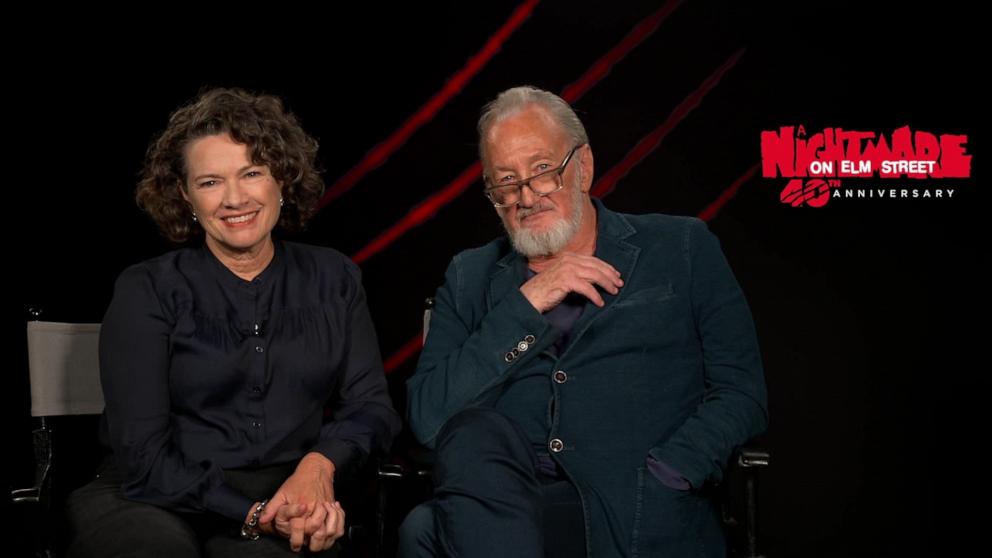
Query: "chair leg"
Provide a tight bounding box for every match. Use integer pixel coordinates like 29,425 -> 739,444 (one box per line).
737,447 -> 770,558
375,462 -> 406,558
744,472 -> 761,558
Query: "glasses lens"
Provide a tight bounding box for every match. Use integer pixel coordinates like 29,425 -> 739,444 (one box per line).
488,186 -> 515,206
530,172 -> 561,195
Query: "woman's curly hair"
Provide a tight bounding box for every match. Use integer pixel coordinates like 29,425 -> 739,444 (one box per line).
136,88 -> 324,242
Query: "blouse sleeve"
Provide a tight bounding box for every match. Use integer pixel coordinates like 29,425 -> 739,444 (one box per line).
309,261 -> 402,474
100,266 -> 254,522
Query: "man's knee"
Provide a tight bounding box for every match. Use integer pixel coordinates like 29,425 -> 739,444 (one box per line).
437,407 -> 531,455
434,407 -> 538,488
398,502 -> 438,558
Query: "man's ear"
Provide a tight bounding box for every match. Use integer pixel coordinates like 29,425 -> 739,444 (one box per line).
579,144 -> 594,193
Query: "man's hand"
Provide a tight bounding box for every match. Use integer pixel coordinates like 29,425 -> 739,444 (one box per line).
520,253 -> 623,313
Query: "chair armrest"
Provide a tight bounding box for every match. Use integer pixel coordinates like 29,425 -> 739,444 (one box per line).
10,424 -> 53,505
736,446 -> 771,468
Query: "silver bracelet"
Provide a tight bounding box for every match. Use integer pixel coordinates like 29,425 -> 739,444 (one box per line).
241,499 -> 269,540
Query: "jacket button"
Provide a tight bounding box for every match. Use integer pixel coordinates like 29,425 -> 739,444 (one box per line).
549,438 -> 564,453
517,341 -> 529,352
504,352 -> 515,363
524,335 -> 536,343
553,370 -> 567,384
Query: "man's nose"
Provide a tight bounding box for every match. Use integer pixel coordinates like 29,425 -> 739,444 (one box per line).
517,182 -> 539,207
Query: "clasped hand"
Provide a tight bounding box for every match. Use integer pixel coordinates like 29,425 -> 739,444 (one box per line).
252,453 -> 345,552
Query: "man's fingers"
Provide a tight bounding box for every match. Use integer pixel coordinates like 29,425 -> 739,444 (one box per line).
575,260 -> 623,288
570,253 -> 622,278
572,280 -> 605,307
589,257 -> 622,279
562,258 -> 623,297
521,254 -> 622,313
582,267 -> 621,295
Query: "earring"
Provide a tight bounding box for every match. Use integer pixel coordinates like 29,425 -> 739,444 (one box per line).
191,211 -> 198,223
279,197 -> 284,207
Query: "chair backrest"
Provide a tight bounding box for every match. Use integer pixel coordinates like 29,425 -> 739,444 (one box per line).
27,321 -> 103,417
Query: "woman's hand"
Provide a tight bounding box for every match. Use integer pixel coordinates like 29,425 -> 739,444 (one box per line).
258,452 -> 343,551
253,501 -> 309,539
306,501 -> 346,552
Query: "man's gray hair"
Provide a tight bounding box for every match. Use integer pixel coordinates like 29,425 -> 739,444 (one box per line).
477,86 -> 588,162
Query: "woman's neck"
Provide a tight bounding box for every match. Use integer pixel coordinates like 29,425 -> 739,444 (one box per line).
206,237 -> 275,281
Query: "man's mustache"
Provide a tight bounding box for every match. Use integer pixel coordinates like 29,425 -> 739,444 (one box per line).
515,202 -> 551,220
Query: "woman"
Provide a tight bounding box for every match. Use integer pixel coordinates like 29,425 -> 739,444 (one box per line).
67,88 -> 401,557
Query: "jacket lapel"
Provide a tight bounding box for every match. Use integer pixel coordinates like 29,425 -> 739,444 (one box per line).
486,247 -> 527,311
563,199 -> 640,355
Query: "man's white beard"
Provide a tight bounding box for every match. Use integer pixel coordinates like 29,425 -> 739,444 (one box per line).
503,184 -> 585,258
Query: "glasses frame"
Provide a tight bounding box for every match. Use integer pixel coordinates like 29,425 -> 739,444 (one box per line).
483,144 -> 584,208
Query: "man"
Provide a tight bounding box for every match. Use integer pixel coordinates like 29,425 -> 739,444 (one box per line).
400,86 -> 767,557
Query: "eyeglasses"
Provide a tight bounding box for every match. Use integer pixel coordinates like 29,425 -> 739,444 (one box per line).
483,144 -> 583,208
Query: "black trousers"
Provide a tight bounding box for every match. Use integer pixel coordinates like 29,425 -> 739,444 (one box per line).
398,408 -> 586,558
65,458 -> 340,558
